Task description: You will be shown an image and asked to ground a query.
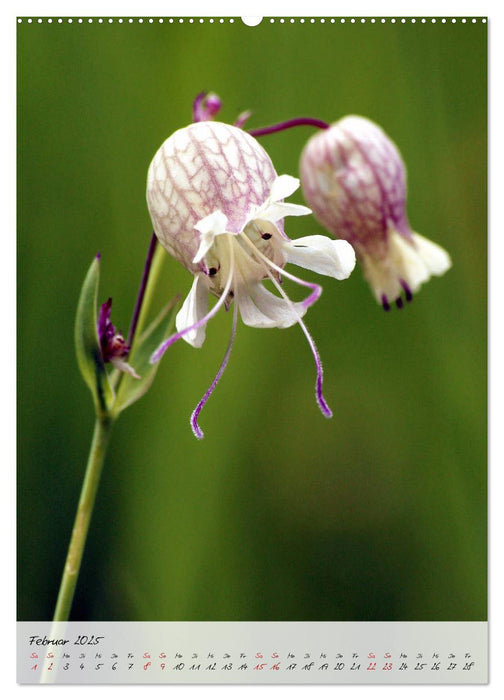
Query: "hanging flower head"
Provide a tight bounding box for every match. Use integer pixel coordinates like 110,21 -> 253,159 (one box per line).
300,116 -> 451,310
146,120 -> 355,437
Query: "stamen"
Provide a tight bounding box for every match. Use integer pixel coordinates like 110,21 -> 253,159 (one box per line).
381,295 -> 391,312
243,236 -> 332,419
400,279 -> 413,302
267,268 -> 332,418
191,303 -> 239,439
299,314 -> 332,418
150,238 -> 235,363
396,297 -> 404,309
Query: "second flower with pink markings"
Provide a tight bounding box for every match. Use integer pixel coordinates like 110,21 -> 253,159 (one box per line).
147,121 -> 355,437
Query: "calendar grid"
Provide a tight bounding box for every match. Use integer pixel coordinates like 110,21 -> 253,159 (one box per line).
18,621 -> 487,684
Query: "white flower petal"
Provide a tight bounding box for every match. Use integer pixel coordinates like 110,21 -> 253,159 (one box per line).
237,292 -> 279,328
269,174 -> 301,202
390,232 -> 431,292
238,284 -> 307,329
175,275 -> 209,347
361,229 -> 451,304
261,202 -> 312,222
244,174 -> 311,227
254,285 -> 308,328
193,210 -> 229,263
284,235 -> 356,280
111,357 -> 140,379
412,232 -> 452,276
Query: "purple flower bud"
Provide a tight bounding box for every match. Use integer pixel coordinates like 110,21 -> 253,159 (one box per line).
192,92 -> 222,122
300,116 -> 451,309
97,298 -> 139,378
146,120 -> 356,436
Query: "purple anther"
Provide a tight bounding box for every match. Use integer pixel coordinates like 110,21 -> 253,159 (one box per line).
400,279 -> 413,302
382,295 -> 391,312
396,297 -> 404,309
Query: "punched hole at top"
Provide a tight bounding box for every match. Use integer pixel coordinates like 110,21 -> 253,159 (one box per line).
241,17 -> 263,26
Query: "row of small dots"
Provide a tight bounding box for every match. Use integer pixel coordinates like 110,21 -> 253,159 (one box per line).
17,17 -> 487,25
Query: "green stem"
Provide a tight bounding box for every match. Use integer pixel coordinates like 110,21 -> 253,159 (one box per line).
52,415 -> 114,622
111,239 -> 166,404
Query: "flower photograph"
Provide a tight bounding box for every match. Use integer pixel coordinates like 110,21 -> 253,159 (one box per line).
17,16 -> 486,627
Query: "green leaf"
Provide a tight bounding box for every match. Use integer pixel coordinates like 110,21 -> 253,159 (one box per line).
74,255 -> 114,415
112,295 -> 180,415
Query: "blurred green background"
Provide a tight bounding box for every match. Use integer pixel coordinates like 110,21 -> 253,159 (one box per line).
17,17 -> 487,622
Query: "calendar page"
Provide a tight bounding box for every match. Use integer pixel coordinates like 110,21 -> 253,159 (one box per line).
18,621 -> 487,683
16,10 -> 488,686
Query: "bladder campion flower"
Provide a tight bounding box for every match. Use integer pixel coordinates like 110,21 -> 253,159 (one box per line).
146,121 -> 355,437
300,116 -> 451,310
